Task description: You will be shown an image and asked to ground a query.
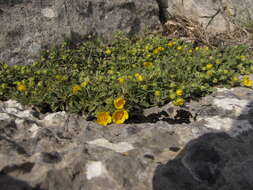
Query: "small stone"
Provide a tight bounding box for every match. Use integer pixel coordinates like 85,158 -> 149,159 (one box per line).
88,138 -> 134,153
43,112 -> 67,126
0,113 -> 10,120
41,8 -> 56,18
86,161 -> 107,180
5,100 -> 23,110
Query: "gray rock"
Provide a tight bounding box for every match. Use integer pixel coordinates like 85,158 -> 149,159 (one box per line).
153,131 -> 253,190
0,0 -> 161,65
165,0 -> 253,33
0,87 -> 253,189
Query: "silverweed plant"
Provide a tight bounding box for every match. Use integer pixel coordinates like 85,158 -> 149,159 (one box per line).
1,32 -> 253,126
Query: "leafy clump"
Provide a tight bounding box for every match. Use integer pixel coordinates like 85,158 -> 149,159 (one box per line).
0,32 -> 253,125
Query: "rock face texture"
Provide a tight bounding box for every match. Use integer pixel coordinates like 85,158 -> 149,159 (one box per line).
1,87 -> 253,189
165,0 -> 253,33
1,0 -> 253,65
153,131 -> 253,190
0,0 -> 161,65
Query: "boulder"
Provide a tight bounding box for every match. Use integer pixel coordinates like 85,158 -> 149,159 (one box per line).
165,0 -> 253,33
0,0 -> 161,65
153,131 -> 253,190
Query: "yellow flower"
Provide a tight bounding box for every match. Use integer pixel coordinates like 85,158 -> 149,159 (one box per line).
105,49 -> 112,55
176,89 -> 183,96
173,98 -> 185,106
204,46 -> 209,51
135,73 -> 144,81
206,64 -> 213,70
157,46 -> 165,51
145,44 -> 152,51
72,85 -> 81,95
146,54 -> 152,58
167,42 -> 174,47
143,62 -> 153,68
177,46 -> 183,50
188,49 -> 193,53
207,70 -> 213,76
17,83 -> 27,92
154,90 -> 161,97
96,112 -> 112,126
114,97 -> 126,109
118,77 -> 125,84
243,79 -> 253,87
80,81 -> 88,88
112,109 -> 129,124
153,48 -> 160,54
127,75 -> 133,80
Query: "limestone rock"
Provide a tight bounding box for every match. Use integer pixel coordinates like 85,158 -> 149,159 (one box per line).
165,0 -> 253,33
0,0 -> 161,65
0,87 -> 253,189
153,131 -> 253,190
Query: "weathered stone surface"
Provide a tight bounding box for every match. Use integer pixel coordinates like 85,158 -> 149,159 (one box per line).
165,0 -> 253,33
153,87 -> 253,190
0,0 -> 161,65
0,87 -> 253,189
153,131 -> 253,190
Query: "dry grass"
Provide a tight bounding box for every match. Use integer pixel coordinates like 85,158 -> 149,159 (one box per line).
162,15 -> 253,49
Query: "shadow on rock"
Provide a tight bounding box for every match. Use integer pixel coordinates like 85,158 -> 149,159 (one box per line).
0,0 -> 25,6
0,172 -> 44,190
153,101 -> 253,190
127,106 -> 194,125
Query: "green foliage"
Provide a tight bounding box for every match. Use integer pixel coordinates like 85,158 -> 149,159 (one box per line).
1,32 -> 253,117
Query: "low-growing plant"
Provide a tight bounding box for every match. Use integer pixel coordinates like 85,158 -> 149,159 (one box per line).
1,32 -> 253,125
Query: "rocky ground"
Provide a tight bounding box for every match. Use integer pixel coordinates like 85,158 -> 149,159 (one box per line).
1,0 -> 253,65
1,86 -> 253,190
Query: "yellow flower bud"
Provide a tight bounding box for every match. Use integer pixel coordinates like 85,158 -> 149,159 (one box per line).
154,90 -> 161,97
176,89 -> 183,96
